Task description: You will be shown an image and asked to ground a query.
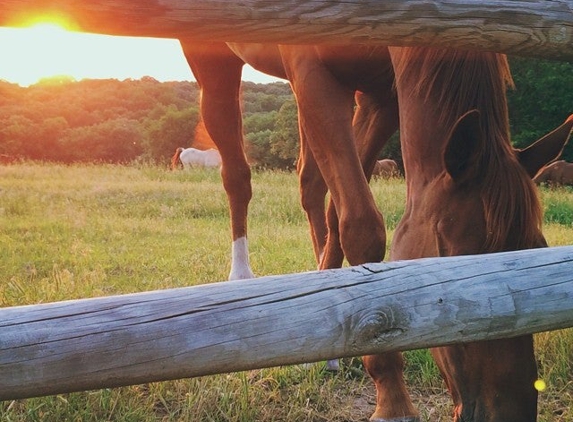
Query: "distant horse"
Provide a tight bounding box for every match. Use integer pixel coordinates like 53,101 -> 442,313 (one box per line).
181,42 -> 397,281
171,147 -> 222,170
372,158 -> 400,178
362,48 -> 572,422
533,159 -> 573,186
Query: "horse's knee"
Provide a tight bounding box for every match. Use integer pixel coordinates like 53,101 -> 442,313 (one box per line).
338,209 -> 386,265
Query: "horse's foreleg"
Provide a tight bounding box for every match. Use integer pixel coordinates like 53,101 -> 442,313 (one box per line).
181,41 -> 254,280
319,91 -> 399,270
363,354 -> 420,422
281,46 -> 386,268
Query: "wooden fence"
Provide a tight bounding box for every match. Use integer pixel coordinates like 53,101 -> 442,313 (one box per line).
0,0 -> 572,60
1,0 -> 572,403
1,246 -> 573,400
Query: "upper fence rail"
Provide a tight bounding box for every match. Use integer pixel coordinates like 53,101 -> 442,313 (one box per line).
0,0 -> 572,60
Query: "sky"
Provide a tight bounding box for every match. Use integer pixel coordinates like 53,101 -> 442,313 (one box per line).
0,25 -> 284,87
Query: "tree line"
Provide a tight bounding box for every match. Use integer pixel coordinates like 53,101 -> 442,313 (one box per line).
0,56 -> 571,169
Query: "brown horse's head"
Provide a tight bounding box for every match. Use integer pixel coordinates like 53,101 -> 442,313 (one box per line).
445,112 -> 570,422
393,111 -> 572,260
387,47 -> 573,422
389,51 -> 573,260
392,110 -> 571,422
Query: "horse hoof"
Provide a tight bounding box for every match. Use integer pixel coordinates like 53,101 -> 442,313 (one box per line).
325,359 -> 340,371
370,418 -> 421,422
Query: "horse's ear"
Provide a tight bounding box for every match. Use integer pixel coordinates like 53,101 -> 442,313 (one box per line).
517,114 -> 573,178
444,110 -> 485,185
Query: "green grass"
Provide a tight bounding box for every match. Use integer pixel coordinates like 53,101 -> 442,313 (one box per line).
540,186 -> 573,227
1,163 -> 571,421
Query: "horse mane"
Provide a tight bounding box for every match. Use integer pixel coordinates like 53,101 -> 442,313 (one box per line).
394,48 -> 543,251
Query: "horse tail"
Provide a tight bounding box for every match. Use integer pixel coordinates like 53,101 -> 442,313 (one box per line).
171,147 -> 183,170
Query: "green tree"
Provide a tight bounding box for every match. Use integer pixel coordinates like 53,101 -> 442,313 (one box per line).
36,117 -> 69,160
0,115 -> 35,156
245,99 -> 300,169
244,111 -> 278,134
269,99 -> 300,167
60,118 -> 144,162
144,106 -> 200,163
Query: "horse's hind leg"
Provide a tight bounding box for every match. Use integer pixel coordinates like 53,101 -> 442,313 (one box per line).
353,91 -> 399,184
181,41 -> 254,280
297,133 -> 329,264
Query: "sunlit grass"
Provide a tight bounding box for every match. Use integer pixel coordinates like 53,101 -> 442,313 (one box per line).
0,163 -> 571,421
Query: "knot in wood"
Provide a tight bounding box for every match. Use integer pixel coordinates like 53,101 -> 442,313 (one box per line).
352,308 -> 405,349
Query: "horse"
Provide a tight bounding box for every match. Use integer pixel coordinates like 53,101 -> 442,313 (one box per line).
362,48 -> 573,422
180,41 -> 398,281
372,158 -> 400,178
171,147 -> 222,170
179,43 -> 397,373
533,159 -> 573,186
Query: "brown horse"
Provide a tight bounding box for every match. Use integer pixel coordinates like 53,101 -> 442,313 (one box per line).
372,158 -> 400,178
533,157 -> 573,186
179,41 -> 398,280
363,48 -> 573,422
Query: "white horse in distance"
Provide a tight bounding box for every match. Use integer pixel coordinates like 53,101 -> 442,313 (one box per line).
171,147 -> 222,170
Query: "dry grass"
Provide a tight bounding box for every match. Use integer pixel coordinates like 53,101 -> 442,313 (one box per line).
0,163 -> 571,421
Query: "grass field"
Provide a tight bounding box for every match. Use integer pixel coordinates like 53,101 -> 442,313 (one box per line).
1,163 -> 572,421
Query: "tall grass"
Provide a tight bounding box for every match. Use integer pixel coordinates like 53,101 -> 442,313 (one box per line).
1,163 -> 571,421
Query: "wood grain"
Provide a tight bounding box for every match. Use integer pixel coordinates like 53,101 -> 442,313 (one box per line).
1,246 -> 572,400
0,0 -> 572,60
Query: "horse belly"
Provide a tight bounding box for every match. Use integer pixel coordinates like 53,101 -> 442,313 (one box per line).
315,45 -> 393,92
227,43 -> 287,79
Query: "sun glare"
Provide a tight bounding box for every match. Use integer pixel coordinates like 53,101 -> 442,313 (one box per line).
26,22 -> 70,43
0,21 -> 83,86
28,22 -> 68,34
0,14 -> 199,87
0,18 -> 279,87
17,13 -> 77,32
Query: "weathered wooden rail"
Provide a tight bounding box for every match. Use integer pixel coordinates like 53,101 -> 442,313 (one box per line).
0,0 -> 572,60
1,246 -> 572,400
